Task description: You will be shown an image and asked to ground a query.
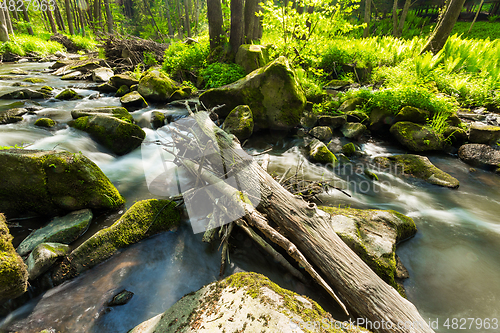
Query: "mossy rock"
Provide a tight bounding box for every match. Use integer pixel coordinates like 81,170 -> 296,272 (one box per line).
0,214 -> 28,300
443,126 -> 467,147
458,144 -> 500,172
151,111 -> 165,129
138,70 -> 180,102
129,272 -> 372,333
51,199 -> 180,284
55,88 -> 82,100
69,114 -> 145,155
10,69 -> 29,75
109,74 -> 139,88
130,84 -> 138,91
222,105 -> 254,140
0,150 -> 125,218
319,206 -> 417,296
469,122 -> 500,144
338,97 -> 366,113
394,106 -> 430,124
0,88 -> 48,100
309,126 -> 333,141
390,122 -> 445,152
26,242 -> 69,280
374,154 -> 459,188
70,60 -> 101,72
40,86 -> 53,93
346,110 -> 369,123
169,87 -> 191,101
341,142 -> 356,156
0,108 -> 28,125
17,209 -> 93,256
235,44 -> 270,74
299,111 -> 318,128
324,79 -> 351,90
200,56 -> 306,131
340,122 -> 366,140
97,83 -> 118,93
307,139 -> 337,164
317,114 -> 346,128
23,77 -> 47,84
60,71 -> 82,80
120,91 -> 148,109
369,107 -> 395,133
71,106 -> 133,123
34,118 -> 55,128
115,85 -> 130,97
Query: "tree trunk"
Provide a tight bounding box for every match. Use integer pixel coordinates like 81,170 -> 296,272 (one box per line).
363,0 -> 371,37
253,2 -> 263,41
243,0 -> 257,43
396,0 -> 411,37
4,7 -> 13,35
421,0 -> 466,54
77,6 -> 86,36
183,0 -> 191,37
176,0 -> 184,39
102,0 -> 113,33
165,0 -> 174,36
172,111 -> 435,333
0,8 -> 9,42
65,0 -> 75,34
47,8 -> 58,33
392,0 -> 398,36
55,3 -> 66,32
21,2 -> 34,35
194,0 -> 199,34
229,0 -> 244,55
207,0 -> 224,50
468,0 -> 484,33
11,7 -> 18,21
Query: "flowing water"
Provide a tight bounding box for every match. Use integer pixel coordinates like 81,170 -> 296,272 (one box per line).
0,62 -> 499,332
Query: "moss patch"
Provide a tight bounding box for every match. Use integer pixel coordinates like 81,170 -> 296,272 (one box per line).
222,105 -> 254,140
23,77 -> 47,84
34,118 -> 56,128
137,70 -> 179,102
55,88 -> 82,100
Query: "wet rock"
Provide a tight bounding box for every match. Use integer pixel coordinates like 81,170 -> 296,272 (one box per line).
55,89 -> 82,100
469,122 -> 500,144
309,126 -> 333,141
71,106 -> 133,123
458,144 -> 500,172
92,68 -> 114,82
26,243 -> 69,280
0,149 -> 125,218
393,106 -> 430,124
0,214 -> 28,300
307,139 -> 337,164
390,122 -> 445,151
299,111 -> 317,129
138,70 -> 182,102
97,83 -> 118,93
115,85 -> 130,97
317,114 -> 346,128
11,82 -> 30,87
346,110 -> 369,123
235,44 -> 269,74
0,89 -> 48,100
169,87 -> 192,101
10,69 -> 29,75
0,108 -> 28,124
151,111 -> 165,129
17,209 -> 92,256
69,114 -> 145,155
374,154 -> 459,188
120,91 -> 148,108
457,111 -> 486,122
110,74 -> 139,88
34,118 -> 56,128
342,142 -> 356,156
107,290 -> 134,306
61,71 -> 82,80
319,206 -> 417,295
128,272 -> 370,333
222,105 -> 254,140
52,199 -> 180,285
327,137 -> 343,153
23,77 -> 47,84
341,122 -> 366,140
200,56 -> 306,131
369,107 -> 394,133
443,126 -> 467,147
338,97 -> 366,113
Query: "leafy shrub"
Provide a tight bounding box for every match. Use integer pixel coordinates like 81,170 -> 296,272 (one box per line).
143,51 -> 158,66
162,40 -> 209,81
68,35 -> 97,51
199,63 -> 245,89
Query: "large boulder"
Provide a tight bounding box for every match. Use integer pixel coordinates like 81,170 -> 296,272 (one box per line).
26,243 -> 69,280
129,272 -> 371,333
0,214 -> 28,300
71,106 -> 133,123
308,126 -> 333,141
469,122 -> 500,144
338,97 -> 366,113
458,144 -> 500,172
393,106 -> 430,124
17,209 -> 92,256
374,154 -> 459,188
109,74 -> 139,88
120,91 -> 148,108
369,107 -> 395,133
0,89 -> 48,100
92,68 -> 114,82
34,118 -> 56,128
0,108 -> 28,124
0,149 -> 125,218
200,56 -> 306,130
235,44 -> 269,74
222,105 -> 254,140
307,139 -> 337,164
341,122 -> 367,140
51,199 -> 180,284
69,114 -> 146,155
137,70 -> 180,102
390,122 -> 445,151
319,206 -> 417,295
317,114 -> 347,128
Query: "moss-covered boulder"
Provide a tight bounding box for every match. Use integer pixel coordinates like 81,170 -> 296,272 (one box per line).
129,272 -> 371,333
23,77 -> 47,84
0,88 -> 48,100
342,142 -> 356,156
169,87 -> 192,101
346,110 -> 369,123
109,74 -> 139,88
10,69 -> 29,75
341,122 -> 366,140
299,111 -> 317,128
26,243 -> 69,280
374,154 -> 459,188
69,114 -> 145,155
200,56 -> 306,130
0,214 -> 28,300
151,111 -> 166,129
469,122 -> 500,144
91,67 -> 114,82
34,118 -> 55,128
394,106 -> 430,124
309,126 -> 333,141
97,83 -> 118,93
324,79 -> 351,90
319,206 -> 417,295
235,44 -> 269,74
60,71 -> 82,80
317,114 -> 346,128
17,209 -> 92,256
120,91 -> 148,108
222,105 -> 254,140
338,97 -> 366,113
55,88 -> 82,100
458,144 -> 500,172
369,107 -> 394,133
0,149 -> 125,218
307,139 -> 337,164
71,106 -> 133,123
115,85 -> 130,97
0,108 -> 28,125
137,70 -> 180,102
443,126 -> 467,147
51,199 -> 180,284
390,122 -> 445,151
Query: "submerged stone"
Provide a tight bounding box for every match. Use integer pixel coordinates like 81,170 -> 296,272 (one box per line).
390,121 -> 445,151
26,242 -> 69,280
222,105 -> 254,140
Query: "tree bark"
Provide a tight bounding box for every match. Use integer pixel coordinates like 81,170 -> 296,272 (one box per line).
55,2 -> 66,32
396,0 -> 412,37
77,6 -> 86,36
0,8 -> 9,42
421,0 -> 466,54
207,0 -> 224,50
165,0 -> 174,36
4,7 -> 13,35
103,0 -> 113,33
363,0 -> 371,37
183,0 -> 191,37
243,0 -> 257,43
176,0 -> 184,39
229,0 -> 244,55
65,0 -> 75,34
392,0 -> 398,36
47,8 -> 58,33
21,2 -> 34,35
467,0 -> 484,33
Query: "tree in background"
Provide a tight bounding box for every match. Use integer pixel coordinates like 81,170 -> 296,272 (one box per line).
0,8 -> 9,42
207,0 -> 224,49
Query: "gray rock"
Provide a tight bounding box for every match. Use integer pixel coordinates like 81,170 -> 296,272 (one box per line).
92,68 -> 114,82
309,126 -> 333,141
0,108 -> 28,124
469,122 -> 500,144
299,111 -> 317,128
458,144 -> 500,172
393,106 -> 430,124
120,91 -> 148,108
110,74 -> 139,88
0,89 -> 47,100
341,122 -> 366,139
338,97 -> 366,113
61,71 -> 82,80
317,114 -> 346,128
17,209 -> 92,256
26,243 -> 69,280
327,137 -> 343,153
97,83 -> 118,93
390,122 -> 445,151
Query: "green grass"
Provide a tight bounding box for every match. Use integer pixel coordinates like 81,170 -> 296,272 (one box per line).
452,21 -> 500,40
0,34 -> 64,56
68,35 -> 97,51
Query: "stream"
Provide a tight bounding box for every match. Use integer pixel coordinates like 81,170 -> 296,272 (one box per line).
0,62 -> 499,333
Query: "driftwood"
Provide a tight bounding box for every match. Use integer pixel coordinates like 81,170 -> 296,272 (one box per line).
163,111 -> 434,333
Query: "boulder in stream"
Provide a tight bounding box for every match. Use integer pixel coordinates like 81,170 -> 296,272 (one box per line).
369,107 -> 395,133
71,106 -> 133,123
109,74 -> 139,88
34,118 -> 56,128
390,121 -> 445,151
55,88 -> 82,100
469,122 -> 500,144
26,242 -> 69,280
0,89 -> 48,100
0,108 -> 28,124
317,114 -> 347,128
70,114 -> 146,155
309,125 -> 333,141
0,214 -> 28,300
199,56 -> 306,130
92,68 -> 114,83
120,91 -> 148,108
458,144 -> 500,172
137,70 -> 181,102
221,105 -> 254,140
374,154 -> 459,188
129,272 -> 371,333
341,122 -> 367,140
151,111 -> 166,129
0,149 -> 125,218
115,85 -> 130,97
307,139 -> 337,164
51,199 -> 180,284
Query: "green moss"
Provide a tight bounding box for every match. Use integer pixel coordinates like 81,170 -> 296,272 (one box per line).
23,77 -> 47,83
115,85 -> 130,97
55,88 -> 82,100
40,85 -> 53,92
341,142 -> 356,156
34,118 -> 56,128
138,70 -> 179,102
390,122 -> 445,152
